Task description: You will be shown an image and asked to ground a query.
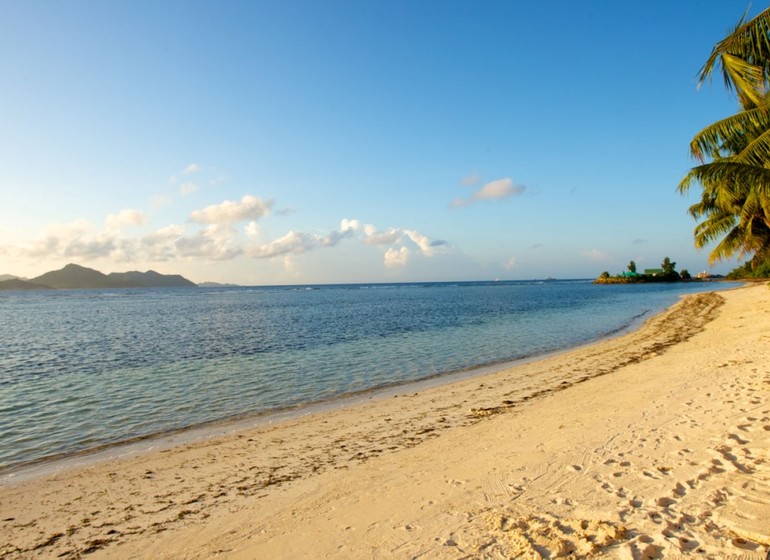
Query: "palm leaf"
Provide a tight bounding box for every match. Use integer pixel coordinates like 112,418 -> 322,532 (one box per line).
698,7 -> 770,103
689,102 -> 770,161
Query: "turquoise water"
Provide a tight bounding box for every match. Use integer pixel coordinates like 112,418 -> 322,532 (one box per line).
0,279 -> 735,471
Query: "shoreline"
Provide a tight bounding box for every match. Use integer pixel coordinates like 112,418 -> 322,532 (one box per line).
0,287 -> 669,483
2,284 -> 769,558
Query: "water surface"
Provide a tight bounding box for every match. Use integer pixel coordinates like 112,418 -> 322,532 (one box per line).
0,279 -> 735,470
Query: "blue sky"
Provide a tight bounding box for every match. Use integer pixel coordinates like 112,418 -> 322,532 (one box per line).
0,1 -> 760,284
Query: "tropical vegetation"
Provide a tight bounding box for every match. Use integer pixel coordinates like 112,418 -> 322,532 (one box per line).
594,257 -> 687,284
678,7 -> 770,277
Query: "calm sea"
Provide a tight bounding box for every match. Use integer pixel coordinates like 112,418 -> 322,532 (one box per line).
0,279 -> 735,471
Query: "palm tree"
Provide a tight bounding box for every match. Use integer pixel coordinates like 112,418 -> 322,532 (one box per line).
679,7 -> 770,268
697,7 -> 770,109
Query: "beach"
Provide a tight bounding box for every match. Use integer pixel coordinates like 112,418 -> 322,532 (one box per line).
2,283 -> 769,559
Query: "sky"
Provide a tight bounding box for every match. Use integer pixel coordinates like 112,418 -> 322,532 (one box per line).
0,1 -> 763,285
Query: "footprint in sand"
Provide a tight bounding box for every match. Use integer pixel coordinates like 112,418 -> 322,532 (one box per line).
656,497 -> 677,508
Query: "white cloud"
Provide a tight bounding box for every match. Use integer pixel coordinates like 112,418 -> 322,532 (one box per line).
354,223 -> 445,257
180,182 -> 198,196
18,219 -> 137,262
363,228 -> 401,246
340,218 -> 361,232
476,178 -> 524,200
452,177 -> 526,208
105,209 -> 148,230
190,195 -> 273,226
403,229 -> 437,256
9,199 -> 450,278
320,228 -> 354,248
141,225 -> 186,261
384,246 -> 410,268
244,221 -> 261,238
64,236 -> 119,260
505,257 -> 519,270
248,231 -> 315,258
22,219 -> 92,257
175,225 -> 242,261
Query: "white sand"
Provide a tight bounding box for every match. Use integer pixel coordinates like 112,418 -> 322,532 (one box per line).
2,284 -> 769,559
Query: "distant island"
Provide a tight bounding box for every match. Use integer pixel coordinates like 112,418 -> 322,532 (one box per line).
595,257 -> 699,284
0,263 -> 197,291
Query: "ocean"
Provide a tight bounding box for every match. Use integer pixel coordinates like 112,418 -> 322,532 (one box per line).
0,279 -> 736,472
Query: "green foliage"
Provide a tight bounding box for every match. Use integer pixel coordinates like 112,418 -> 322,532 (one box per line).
594,257 -> 687,284
726,257 -> 770,278
680,269 -> 692,280
681,7 -> 770,266
661,257 -> 676,274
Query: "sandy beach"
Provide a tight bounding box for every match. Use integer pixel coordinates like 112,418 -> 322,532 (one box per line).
2,283 -> 770,559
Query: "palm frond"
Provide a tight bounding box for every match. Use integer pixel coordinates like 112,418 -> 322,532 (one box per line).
683,161 -> 770,197
734,126 -> 770,167
722,53 -> 766,107
698,7 -> 770,102
689,102 -> 770,161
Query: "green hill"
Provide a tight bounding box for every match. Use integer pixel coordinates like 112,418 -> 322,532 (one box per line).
108,270 -> 197,288
31,264 -> 138,289
25,264 -> 196,290
0,278 -> 51,291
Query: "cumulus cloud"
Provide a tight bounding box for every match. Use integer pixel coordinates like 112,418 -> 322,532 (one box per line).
22,220 -> 92,257
340,218 -> 361,232
141,225 -> 186,261
64,236 -> 118,260
175,225 -> 242,261
403,230 -> 437,256
105,209 -> 148,230
384,246 -> 410,267
363,228 -> 401,246
244,221 -> 261,238
505,257 -> 519,270
477,178 -> 523,199
18,219 -> 136,262
452,177 -> 526,208
190,195 -> 273,226
10,197 -> 449,275
350,222 -> 446,257
248,231 -> 316,258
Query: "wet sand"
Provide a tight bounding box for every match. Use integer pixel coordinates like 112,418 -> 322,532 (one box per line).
2,284 -> 770,558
